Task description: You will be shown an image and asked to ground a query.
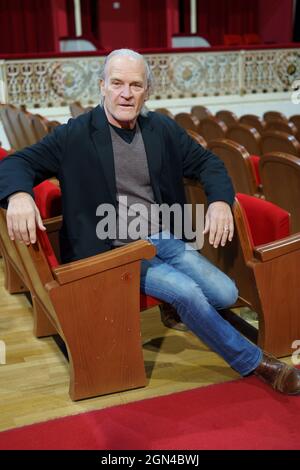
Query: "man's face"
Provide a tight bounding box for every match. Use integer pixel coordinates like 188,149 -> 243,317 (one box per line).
100,55 -> 149,129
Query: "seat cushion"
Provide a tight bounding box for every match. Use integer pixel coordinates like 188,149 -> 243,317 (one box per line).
33,180 -> 61,219
140,294 -> 161,310
236,193 -> 290,247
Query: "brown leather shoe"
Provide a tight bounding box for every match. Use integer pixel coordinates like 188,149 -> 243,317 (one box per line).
254,352 -> 300,395
159,303 -> 188,332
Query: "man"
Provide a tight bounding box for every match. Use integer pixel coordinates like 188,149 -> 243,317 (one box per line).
0,49 -> 299,395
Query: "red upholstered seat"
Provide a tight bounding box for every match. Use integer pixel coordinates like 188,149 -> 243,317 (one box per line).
0,146 -> 9,160
33,180 -> 62,220
249,155 -> 261,185
33,180 -> 62,269
140,294 -> 161,309
236,193 -> 290,247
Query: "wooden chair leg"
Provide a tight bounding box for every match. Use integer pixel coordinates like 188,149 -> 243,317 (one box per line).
33,296 -> 58,338
257,303 -> 300,358
2,257 -> 28,294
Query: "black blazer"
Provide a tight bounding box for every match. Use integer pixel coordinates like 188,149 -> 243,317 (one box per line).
0,106 -> 234,262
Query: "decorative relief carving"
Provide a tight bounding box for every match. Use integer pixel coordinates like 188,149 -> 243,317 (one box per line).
172,56 -> 202,92
243,49 -> 300,93
1,49 -> 298,107
4,58 -> 104,107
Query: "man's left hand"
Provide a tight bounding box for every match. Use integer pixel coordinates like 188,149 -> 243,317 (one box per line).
203,201 -> 234,248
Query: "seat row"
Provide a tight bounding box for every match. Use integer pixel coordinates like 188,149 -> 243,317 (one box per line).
68,102 -> 300,158
170,110 -> 300,158
0,104 -> 60,151
1,176 -> 300,400
187,132 -> 300,235
166,108 -> 300,234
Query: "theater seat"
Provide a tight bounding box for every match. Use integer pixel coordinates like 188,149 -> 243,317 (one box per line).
184,177 -> 300,357
218,194 -> 300,356
0,180 -> 161,400
11,214 -> 156,400
0,180 -> 62,294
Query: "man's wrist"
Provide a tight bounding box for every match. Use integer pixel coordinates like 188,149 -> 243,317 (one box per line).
8,191 -> 30,202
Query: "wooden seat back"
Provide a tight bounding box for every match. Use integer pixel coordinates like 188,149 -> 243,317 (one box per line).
198,117 -> 227,142
208,138 -> 258,195
289,115 -> 300,142
263,111 -> 288,123
6,105 -> 29,149
259,152 -> 300,233
216,110 -> 238,128
261,130 -> 300,157
226,123 -> 261,155
0,105 -> 19,149
175,112 -> 199,132
18,111 -> 38,146
70,101 -> 93,118
239,114 -> 265,135
155,108 -> 174,119
265,120 -> 298,136
187,129 -> 207,147
191,105 -> 212,122
31,114 -> 49,141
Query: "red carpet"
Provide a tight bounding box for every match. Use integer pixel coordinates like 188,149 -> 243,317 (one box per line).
1,375 -> 300,450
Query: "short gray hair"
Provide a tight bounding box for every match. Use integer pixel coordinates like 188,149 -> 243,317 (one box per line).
99,49 -> 153,116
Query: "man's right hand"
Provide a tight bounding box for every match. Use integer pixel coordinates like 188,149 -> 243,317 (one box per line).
6,192 -> 46,245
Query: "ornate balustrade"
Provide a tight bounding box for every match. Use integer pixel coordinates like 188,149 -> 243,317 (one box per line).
0,46 -> 299,108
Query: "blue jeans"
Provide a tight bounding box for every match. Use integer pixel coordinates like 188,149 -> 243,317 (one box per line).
140,231 -> 262,376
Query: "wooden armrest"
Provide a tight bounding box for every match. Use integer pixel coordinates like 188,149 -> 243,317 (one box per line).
43,215 -> 62,233
254,233 -> 300,261
52,240 -> 156,285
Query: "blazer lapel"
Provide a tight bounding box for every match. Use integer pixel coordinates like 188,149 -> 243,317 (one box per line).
91,106 -> 117,206
139,114 -> 163,203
